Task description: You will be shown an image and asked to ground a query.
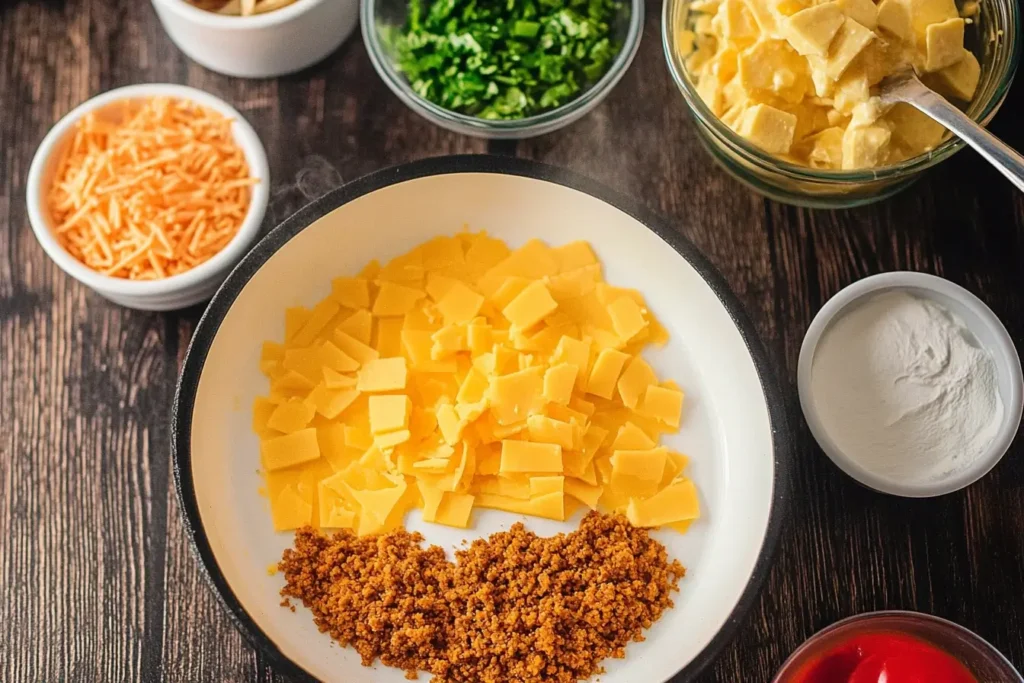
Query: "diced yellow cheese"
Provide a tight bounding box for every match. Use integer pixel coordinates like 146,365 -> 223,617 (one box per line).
738,104 -> 798,154
924,18 -> 965,72
552,241 -> 598,273
612,422 -> 657,450
456,368 -> 489,404
271,485 -> 313,531
475,491 -> 566,521
825,19 -> 876,80
331,276 -> 371,309
252,396 -> 278,435
905,0 -> 959,41
267,398 -> 315,433
357,357 -> 408,392
306,385 -> 360,420
738,39 -> 810,103
808,127 -> 846,168
431,324 -> 468,359
616,356 -> 657,409
542,363 -> 578,405
333,329 -> 379,366
500,440 -> 563,473
291,299 -> 340,348
373,281 -> 425,316
374,429 -> 411,450
529,475 -> 565,497
489,366 -> 544,424
526,415 -> 575,449
262,428 -> 321,471
337,309 -> 373,345
611,447 -> 669,482
876,0 -> 912,40
436,281 -> 485,325
626,479 -> 701,527
587,348 -> 630,400
317,341 -> 360,373
837,0 -> 877,29
606,296 -> 648,343
323,367 -> 357,389
318,484 -> 357,529
642,385 -> 685,428
784,2 -> 845,56
433,491 -> 475,528
842,123 -> 892,170
886,104 -> 945,153
436,403 -> 464,445
374,317 -> 405,357
256,234 -> 700,537
924,49 -> 980,100
352,480 -> 408,523
502,280 -> 559,329
565,478 -> 603,509
368,394 -> 411,434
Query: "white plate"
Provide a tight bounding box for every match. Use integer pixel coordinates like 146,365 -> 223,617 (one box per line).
172,156 -> 791,683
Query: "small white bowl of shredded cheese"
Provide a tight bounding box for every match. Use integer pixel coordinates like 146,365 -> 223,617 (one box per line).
798,272 -> 1023,497
26,83 -> 270,311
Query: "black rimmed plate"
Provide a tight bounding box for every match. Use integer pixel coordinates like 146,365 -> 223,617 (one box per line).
172,155 -> 791,682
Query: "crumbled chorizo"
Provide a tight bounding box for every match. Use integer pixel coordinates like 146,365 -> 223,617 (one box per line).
279,511 -> 685,682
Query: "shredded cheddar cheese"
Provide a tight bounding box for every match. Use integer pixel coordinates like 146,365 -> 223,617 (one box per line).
46,97 -> 256,280
255,233 -> 702,537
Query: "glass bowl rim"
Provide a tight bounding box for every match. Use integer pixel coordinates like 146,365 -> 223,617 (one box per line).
771,610 -> 1024,682
661,0 -> 1022,183
360,0 -> 646,133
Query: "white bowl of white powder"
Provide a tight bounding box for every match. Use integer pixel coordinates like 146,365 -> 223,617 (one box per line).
798,272 -> 1023,497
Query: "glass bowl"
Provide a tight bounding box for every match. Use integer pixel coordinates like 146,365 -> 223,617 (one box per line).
773,611 -> 1023,682
362,0 -> 643,138
662,0 -> 1021,208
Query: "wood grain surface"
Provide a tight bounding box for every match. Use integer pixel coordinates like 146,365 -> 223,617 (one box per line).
1,1 -> 1022,681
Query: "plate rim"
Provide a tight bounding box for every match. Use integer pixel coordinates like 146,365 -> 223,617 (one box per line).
171,154 -> 793,683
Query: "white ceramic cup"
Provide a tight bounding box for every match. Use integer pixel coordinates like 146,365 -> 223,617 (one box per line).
798,272 -> 1023,497
150,0 -> 358,79
26,83 -> 270,311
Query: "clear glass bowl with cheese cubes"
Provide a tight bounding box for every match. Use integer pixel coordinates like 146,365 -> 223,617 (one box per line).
663,0 -> 1020,207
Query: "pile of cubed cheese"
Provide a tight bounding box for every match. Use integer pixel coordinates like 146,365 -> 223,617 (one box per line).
683,0 -> 981,169
254,233 -> 700,537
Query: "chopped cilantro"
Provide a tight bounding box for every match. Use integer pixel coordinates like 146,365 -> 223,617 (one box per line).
385,0 -> 626,119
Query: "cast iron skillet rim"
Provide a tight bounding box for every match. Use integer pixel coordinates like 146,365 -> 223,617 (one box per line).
171,154 -> 793,683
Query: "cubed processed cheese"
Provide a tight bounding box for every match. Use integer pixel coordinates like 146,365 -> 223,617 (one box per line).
784,3 -> 845,56
684,0 -> 979,170
924,18 -> 965,71
254,233 -> 699,536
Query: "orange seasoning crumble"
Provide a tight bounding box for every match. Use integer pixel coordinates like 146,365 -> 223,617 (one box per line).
46,97 -> 256,280
279,511 -> 685,682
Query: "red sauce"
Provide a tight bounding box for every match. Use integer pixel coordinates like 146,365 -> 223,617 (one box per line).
789,632 -> 978,683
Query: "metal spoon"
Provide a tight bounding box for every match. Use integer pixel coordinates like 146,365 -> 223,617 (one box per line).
879,70 -> 1024,193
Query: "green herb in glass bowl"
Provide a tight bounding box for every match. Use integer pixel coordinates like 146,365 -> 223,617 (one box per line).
386,0 -> 626,120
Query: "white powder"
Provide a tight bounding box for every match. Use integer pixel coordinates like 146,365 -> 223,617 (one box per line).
810,290 -> 1004,485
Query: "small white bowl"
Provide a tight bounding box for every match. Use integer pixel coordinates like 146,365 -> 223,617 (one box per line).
151,0 -> 358,78
798,272 -> 1023,497
26,83 -> 270,311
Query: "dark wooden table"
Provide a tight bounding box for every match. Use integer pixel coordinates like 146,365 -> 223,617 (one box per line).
2,1 -> 1023,681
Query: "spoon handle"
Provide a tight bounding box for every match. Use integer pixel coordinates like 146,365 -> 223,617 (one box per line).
906,86 -> 1024,194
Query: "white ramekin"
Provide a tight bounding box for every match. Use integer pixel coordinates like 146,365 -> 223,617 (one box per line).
797,272 -> 1023,497
26,83 -> 270,311
150,0 -> 358,78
